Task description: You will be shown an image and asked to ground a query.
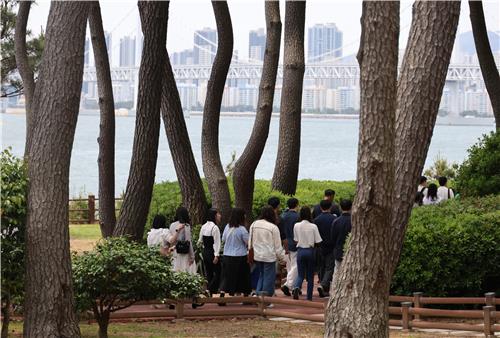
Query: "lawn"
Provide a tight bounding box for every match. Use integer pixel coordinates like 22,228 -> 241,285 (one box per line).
4,320 -> 455,337
70,223 -> 101,252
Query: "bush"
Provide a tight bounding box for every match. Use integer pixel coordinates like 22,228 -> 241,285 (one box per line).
72,237 -> 172,338
167,271 -> 205,300
455,131 -> 500,197
391,195 -> 500,297
1,149 -> 28,332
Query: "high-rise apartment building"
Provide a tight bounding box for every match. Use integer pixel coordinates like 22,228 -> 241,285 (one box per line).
84,37 -> 90,66
194,28 -> 217,65
308,23 -> 343,63
120,36 -> 136,67
249,28 -> 266,62
104,31 -> 112,64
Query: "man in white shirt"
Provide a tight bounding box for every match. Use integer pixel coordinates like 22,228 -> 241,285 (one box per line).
418,175 -> 428,198
437,176 -> 454,202
292,207 -> 322,301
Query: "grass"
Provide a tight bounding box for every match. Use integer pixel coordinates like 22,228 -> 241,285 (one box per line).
70,223 -> 101,252
4,320 -> 456,337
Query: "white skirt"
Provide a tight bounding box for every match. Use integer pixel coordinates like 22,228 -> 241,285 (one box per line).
172,252 -> 197,274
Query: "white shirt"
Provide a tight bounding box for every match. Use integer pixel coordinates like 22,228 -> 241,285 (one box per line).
293,220 -> 322,248
423,196 -> 440,205
437,186 -> 454,201
147,228 -> 173,248
418,184 -> 428,198
248,219 -> 286,263
197,221 -> 221,256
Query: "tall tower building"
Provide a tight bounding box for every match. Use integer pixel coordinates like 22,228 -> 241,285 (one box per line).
249,28 -> 266,62
104,31 -> 112,65
120,36 -> 136,67
194,28 -> 217,65
84,37 -> 90,66
308,23 -> 343,63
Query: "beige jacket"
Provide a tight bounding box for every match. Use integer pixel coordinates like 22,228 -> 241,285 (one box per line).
248,219 -> 286,263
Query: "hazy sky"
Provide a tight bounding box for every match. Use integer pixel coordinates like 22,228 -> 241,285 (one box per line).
27,0 -> 500,65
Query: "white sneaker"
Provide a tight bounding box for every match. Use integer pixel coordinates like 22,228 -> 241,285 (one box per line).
266,303 -> 274,308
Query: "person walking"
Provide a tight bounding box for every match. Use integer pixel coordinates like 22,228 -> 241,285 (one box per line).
292,206 -> 322,301
220,208 -> 252,297
248,206 -> 286,301
314,200 -> 337,298
197,208 -> 222,296
312,189 -> 341,218
423,183 -> 440,205
437,176 -> 454,202
280,198 -> 300,296
169,207 -> 196,274
331,199 -> 352,274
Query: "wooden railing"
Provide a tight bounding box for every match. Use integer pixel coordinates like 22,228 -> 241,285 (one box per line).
69,195 -> 123,224
108,292 -> 499,336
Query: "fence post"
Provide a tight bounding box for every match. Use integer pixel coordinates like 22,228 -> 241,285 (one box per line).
401,302 -> 412,332
259,294 -> 266,318
413,292 -> 423,321
88,195 -> 96,224
175,300 -> 184,321
485,292 -> 495,307
483,305 -> 493,337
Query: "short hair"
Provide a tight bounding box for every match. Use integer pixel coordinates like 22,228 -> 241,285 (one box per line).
152,214 -> 167,229
340,199 -> 352,211
259,206 -> 276,224
205,208 -> 219,224
287,198 -> 299,209
267,197 -> 280,209
420,176 -> 427,184
320,199 -> 332,211
324,189 -> 335,197
175,206 -> 191,224
299,206 -> 312,222
438,176 -> 447,186
229,207 -> 245,228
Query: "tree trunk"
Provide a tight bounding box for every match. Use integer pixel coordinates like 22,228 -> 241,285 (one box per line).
469,0 -> 500,130
89,2 -> 116,238
271,1 -> 306,195
390,1 -> 461,270
1,294 -> 10,338
201,1 -> 233,223
324,2 -> 399,338
23,2 -> 89,337
14,0 -> 35,157
233,1 -> 281,221
113,2 -> 169,240
161,55 -> 207,226
96,311 -> 110,338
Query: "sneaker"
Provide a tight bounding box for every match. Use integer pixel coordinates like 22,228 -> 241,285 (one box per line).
281,285 -> 291,296
266,303 -> 274,308
292,288 -> 300,300
317,286 -> 326,298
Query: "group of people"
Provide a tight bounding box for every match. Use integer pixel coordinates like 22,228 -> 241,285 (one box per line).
146,189 -> 353,305
415,176 -> 455,206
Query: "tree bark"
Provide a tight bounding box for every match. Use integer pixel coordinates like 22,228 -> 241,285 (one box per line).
390,1 -> 461,270
89,2 -> 116,238
201,0 -> 233,223
14,0 -> 35,157
271,1 -> 306,195
161,54 -> 208,225
233,1 -> 281,221
324,2 -> 399,338
23,2 -> 89,337
96,311 -> 110,338
469,0 -> 500,130
1,294 -> 10,338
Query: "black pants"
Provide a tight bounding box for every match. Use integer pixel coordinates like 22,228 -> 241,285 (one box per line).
203,250 -> 221,294
221,255 -> 251,295
319,251 -> 335,292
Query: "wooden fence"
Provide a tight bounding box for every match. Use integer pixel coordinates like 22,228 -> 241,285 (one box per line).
108,292 -> 499,336
69,195 -> 123,224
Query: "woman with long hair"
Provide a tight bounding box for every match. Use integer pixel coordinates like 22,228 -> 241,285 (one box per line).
423,183 -> 440,205
169,207 -> 196,274
197,208 -> 222,296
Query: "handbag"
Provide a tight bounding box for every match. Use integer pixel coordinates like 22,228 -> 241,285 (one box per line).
175,224 -> 191,254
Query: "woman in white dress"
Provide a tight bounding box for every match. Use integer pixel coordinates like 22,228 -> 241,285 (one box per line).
169,207 -> 196,274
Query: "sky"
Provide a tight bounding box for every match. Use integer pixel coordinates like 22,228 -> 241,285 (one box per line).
27,0 -> 500,66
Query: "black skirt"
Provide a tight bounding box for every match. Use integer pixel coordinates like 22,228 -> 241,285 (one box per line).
221,255 -> 251,295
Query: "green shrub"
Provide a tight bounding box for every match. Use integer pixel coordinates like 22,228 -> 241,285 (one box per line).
455,131 -> 500,197
391,195 -> 500,297
167,271 -> 205,300
72,237 -> 172,338
1,149 -> 28,331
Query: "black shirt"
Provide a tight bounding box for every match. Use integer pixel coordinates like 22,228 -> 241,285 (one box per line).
312,202 -> 341,219
280,209 -> 299,252
330,213 -> 352,262
313,212 -> 337,255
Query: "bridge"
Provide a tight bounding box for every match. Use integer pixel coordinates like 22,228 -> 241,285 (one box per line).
82,64 -> 489,82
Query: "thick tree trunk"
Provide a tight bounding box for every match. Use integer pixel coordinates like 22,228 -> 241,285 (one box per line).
161,55 -> 208,225
96,311 -> 110,338
1,295 -> 10,338
233,1 -> 281,221
324,2 -> 399,338
271,1 -> 306,195
89,2 -> 116,238
14,0 -> 35,157
113,2 -> 169,240
201,1 -> 233,223
469,0 -> 500,130
390,1 -> 461,270
23,2 -> 89,337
